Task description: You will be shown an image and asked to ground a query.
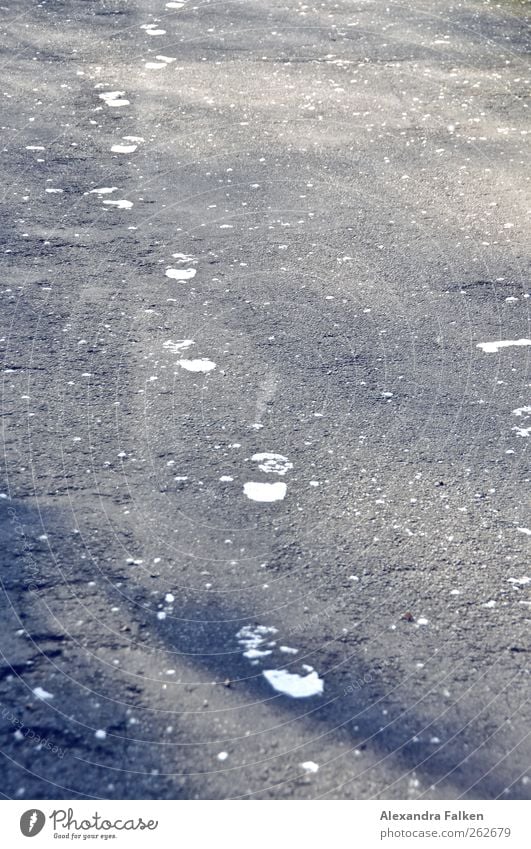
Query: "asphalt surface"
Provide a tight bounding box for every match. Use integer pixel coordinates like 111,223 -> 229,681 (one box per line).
0,0 -> 529,800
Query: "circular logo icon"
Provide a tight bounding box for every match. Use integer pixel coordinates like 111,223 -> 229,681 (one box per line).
20,810 -> 46,837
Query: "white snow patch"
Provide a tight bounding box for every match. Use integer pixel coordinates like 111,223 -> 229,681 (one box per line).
508,576 -> 530,585
243,481 -> 287,502
33,687 -> 53,700
513,407 -> 531,417
165,267 -> 197,281
26,145 -> 45,151
45,188 -> 63,193
263,668 -> 323,698
156,55 -> 176,63
166,1 -> 185,7
95,729 -> 107,740
89,187 -> 118,195
477,339 -> 531,353
217,751 -> 228,761
279,645 -> 299,654
516,528 -> 531,536
177,359 -> 216,373
251,452 -> 293,475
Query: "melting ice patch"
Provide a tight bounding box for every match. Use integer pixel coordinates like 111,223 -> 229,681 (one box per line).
243,481 -> 287,502
477,339 -> 531,353
163,339 -> 194,354
177,359 -> 216,373
251,452 -> 293,475
236,624 -> 277,659
263,668 -> 323,698
166,267 -> 196,280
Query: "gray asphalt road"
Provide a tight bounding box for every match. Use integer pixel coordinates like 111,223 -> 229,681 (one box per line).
0,0 -> 529,800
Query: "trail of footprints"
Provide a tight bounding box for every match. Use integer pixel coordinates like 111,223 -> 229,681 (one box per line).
36,0 -> 529,712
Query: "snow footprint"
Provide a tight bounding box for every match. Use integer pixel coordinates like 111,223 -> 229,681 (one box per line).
243,452 -> 292,502
235,625 -> 323,698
